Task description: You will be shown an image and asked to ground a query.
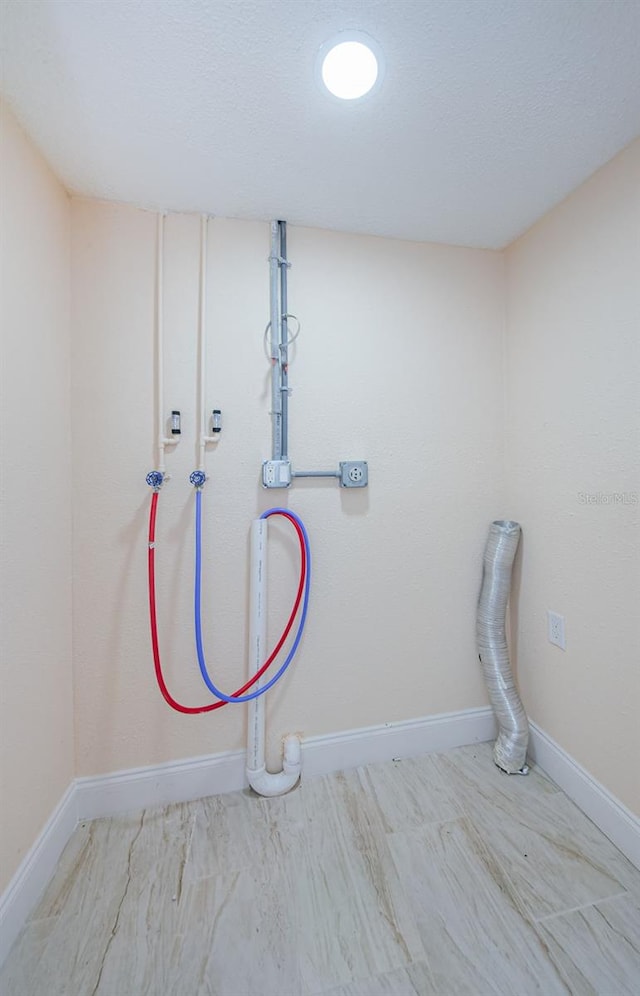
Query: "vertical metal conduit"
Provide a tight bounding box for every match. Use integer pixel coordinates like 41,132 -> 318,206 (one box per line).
269,220 -> 291,462
270,221 -> 283,460
279,221 -> 289,459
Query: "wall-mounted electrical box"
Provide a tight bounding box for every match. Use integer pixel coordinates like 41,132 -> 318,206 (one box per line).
262,459 -> 292,488
339,461 -> 368,488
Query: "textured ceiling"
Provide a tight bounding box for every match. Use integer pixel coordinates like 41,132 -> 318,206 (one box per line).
1,0 -> 639,248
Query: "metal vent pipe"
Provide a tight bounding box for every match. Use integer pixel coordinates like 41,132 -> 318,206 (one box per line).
477,520 -> 529,774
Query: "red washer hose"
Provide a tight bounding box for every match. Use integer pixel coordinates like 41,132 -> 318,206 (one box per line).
148,491 -> 306,714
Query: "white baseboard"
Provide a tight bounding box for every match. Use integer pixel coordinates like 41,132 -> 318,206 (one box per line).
0,783 -> 77,967
528,721 -> 640,870
301,706 -> 497,778
74,705 -> 497,820
74,747 -> 247,821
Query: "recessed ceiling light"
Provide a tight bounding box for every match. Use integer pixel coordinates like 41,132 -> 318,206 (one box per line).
318,33 -> 383,101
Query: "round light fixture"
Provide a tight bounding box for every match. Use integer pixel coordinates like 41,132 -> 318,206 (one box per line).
318,33 -> 383,101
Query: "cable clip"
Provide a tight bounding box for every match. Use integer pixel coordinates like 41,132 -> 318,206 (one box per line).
268,254 -> 291,268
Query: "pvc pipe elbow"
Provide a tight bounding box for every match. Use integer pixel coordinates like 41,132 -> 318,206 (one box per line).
246,766 -> 300,798
246,734 -> 301,798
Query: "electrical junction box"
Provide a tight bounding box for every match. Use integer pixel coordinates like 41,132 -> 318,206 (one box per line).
339,461 -> 368,488
262,459 -> 292,488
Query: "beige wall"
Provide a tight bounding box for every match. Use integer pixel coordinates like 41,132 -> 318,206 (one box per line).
505,139 -> 640,814
0,102 -> 74,892
3,96 -> 637,896
70,202 -> 505,776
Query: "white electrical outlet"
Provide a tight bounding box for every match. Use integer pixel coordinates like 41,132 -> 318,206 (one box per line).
547,610 -> 566,650
262,459 -> 291,488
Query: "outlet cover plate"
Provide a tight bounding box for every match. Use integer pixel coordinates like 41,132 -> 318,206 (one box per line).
547,610 -> 566,650
339,461 -> 368,488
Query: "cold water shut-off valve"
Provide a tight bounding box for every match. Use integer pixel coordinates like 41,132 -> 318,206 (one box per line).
189,470 -> 207,488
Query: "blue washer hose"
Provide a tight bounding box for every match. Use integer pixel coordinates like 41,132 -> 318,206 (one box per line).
194,492 -> 310,703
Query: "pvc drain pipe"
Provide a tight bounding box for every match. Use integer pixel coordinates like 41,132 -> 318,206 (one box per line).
246,518 -> 301,796
477,520 -> 529,774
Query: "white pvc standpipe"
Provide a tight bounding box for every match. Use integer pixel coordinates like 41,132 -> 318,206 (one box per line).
156,212 -> 177,475
246,519 -> 301,797
477,519 -> 529,774
197,215 -> 219,472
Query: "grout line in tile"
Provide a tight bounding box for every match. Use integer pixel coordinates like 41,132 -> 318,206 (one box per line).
533,889 -> 630,924
87,810 -> 146,996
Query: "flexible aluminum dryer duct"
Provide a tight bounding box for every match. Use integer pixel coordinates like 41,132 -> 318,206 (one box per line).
477,520 -> 529,774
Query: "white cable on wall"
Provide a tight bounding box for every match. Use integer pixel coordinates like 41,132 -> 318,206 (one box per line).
154,211 -> 179,477
197,214 -> 220,472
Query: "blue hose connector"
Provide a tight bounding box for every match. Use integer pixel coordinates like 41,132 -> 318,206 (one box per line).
146,471 -> 164,491
189,470 -> 207,488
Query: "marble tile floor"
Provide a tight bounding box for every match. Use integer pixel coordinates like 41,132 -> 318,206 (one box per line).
2,742 -> 639,996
